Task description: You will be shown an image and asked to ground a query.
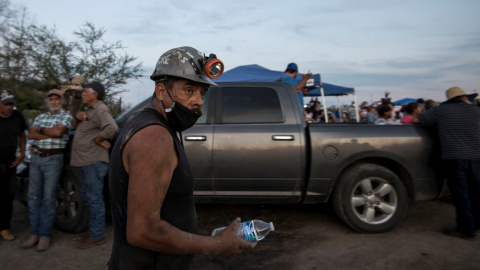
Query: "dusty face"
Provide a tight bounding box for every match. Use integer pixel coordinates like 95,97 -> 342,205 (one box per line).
48,95 -> 63,113
166,80 -> 208,115
0,103 -> 14,118
81,87 -> 98,106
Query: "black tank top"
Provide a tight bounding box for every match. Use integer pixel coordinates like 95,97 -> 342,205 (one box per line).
108,108 -> 198,270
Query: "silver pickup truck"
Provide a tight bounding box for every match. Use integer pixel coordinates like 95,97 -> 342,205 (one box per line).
17,82 -> 442,234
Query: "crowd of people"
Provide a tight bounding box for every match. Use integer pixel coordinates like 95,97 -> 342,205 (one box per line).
303,89 -> 480,241
1,82 -> 118,252
302,97 -> 442,125
1,51 -> 479,269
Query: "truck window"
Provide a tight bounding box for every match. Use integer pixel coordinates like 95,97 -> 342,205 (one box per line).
222,87 -> 283,123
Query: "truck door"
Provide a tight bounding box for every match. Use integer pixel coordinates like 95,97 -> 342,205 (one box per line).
182,90 -> 215,198
211,84 -> 306,203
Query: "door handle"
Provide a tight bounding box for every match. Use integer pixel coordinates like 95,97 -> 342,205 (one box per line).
185,136 -> 207,141
272,135 -> 295,141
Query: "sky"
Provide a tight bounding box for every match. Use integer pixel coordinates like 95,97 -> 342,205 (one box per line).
11,0 -> 480,108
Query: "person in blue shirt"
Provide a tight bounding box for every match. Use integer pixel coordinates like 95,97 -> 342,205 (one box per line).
281,63 -> 312,119
366,106 -> 378,123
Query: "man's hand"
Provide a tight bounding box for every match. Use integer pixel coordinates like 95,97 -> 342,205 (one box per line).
99,141 -> 111,149
76,112 -> 87,121
94,136 -> 111,149
296,72 -> 313,92
304,72 -> 313,80
10,154 -> 25,168
213,217 -> 257,258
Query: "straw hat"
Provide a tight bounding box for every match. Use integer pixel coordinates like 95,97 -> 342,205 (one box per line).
445,86 -> 478,101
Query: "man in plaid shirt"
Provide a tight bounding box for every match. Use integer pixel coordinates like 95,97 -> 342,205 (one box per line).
22,89 -> 73,252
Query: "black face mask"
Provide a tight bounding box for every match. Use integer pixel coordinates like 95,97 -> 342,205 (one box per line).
162,89 -> 202,132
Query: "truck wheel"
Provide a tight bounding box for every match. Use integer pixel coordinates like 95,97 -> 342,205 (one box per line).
332,163 -> 408,233
55,165 -> 89,233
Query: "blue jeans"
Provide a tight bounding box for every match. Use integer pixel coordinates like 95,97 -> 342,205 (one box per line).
80,162 -> 109,238
28,154 -> 64,237
444,159 -> 480,237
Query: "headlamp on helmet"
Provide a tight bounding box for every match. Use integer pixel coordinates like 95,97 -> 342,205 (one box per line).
150,46 -> 224,86
202,54 -> 224,79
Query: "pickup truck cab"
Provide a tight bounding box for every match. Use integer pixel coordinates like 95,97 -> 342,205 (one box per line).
17,82 -> 442,234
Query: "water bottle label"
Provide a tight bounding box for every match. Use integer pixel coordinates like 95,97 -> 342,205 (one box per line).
242,221 -> 258,242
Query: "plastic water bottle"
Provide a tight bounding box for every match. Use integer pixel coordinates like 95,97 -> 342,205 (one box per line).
211,220 -> 275,242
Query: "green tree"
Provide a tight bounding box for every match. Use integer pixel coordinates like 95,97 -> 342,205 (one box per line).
74,22 -> 142,99
0,6 -> 143,113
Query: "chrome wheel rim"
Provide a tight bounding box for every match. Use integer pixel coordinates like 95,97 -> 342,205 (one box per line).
351,177 -> 398,225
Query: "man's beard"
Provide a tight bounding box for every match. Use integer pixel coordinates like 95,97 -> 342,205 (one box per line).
49,104 -> 62,112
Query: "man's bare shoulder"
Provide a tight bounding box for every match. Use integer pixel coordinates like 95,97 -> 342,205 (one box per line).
125,124 -> 173,151
122,124 -> 177,174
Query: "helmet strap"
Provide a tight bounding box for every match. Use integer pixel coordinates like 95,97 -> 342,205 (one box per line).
162,84 -> 176,112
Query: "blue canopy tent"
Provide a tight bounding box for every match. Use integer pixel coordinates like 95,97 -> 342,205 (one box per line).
214,64 -> 358,121
303,82 -> 355,96
215,64 -> 322,92
393,98 -> 417,106
214,64 -> 355,95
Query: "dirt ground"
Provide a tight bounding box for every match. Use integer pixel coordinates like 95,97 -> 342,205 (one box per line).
1,199 -> 479,270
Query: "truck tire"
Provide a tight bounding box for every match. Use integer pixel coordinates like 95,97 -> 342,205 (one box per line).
55,165 -> 89,233
332,163 -> 408,233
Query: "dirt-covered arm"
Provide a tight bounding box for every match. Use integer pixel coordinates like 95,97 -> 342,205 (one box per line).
123,125 -> 255,257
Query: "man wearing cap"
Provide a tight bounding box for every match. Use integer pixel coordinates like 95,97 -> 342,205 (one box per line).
108,47 -> 255,269
0,90 -> 27,242
21,89 -> 73,251
71,81 -> 118,249
281,63 -> 312,119
413,86 -> 480,240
